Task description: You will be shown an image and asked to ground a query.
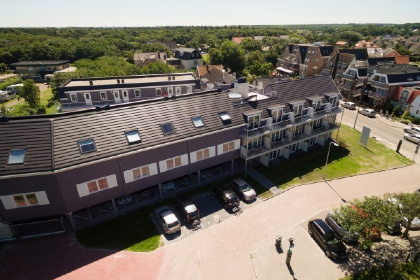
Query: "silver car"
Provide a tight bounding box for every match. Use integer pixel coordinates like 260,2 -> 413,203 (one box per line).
342,102 -> 356,110
231,178 -> 257,202
404,133 -> 420,144
155,205 -> 181,235
359,108 -> 376,117
404,126 -> 420,135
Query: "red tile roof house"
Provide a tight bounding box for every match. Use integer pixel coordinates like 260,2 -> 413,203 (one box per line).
231,37 -> 250,44
0,76 -> 342,241
390,86 -> 420,116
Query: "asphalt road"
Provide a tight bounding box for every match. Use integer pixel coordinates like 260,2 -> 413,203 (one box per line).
338,106 -> 420,163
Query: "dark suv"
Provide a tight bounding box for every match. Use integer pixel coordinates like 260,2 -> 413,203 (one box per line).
308,219 -> 348,260
213,183 -> 240,209
174,196 -> 200,224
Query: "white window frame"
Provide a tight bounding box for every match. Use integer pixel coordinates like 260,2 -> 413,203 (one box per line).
122,90 -> 128,98
217,139 -> 240,155
70,93 -> 78,102
158,154 -> 188,172
123,163 -> 158,183
247,114 -> 260,130
76,175 -> 118,198
175,87 -> 181,95
1,191 -> 49,210
100,91 -> 107,100
134,89 -> 141,97
167,87 -> 173,96
156,88 -> 162,96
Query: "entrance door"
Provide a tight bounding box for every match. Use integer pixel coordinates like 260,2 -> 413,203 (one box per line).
113,91 -> 121,104
122,90 -> 129,102
84,93 -> 92,105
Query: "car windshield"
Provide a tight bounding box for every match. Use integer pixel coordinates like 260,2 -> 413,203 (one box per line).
329,242 -> 343,252
239,183 -> 252,192
188,210 -> 199,219
228,196 -> 239,203
168,220 -> 180,228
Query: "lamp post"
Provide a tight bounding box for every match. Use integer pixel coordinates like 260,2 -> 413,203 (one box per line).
323,141 -> 339,180
353,106 -> 359,129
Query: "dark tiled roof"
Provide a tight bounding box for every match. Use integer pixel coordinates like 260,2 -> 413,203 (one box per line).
0,120 -> 53,176
52,90 -> 242,169
367,57 -> 396,65
319,46 -> 334,56
174,48 -> 200,60
338,53 -> 355,65
201,67 -> 235,84
340,49 -> 369,60
10,60 -> 70,67
387,73 -> 420,84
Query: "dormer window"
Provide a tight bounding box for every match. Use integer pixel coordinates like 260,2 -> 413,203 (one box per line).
327,61 -> 333,68
293,104 -> 303,117
378,76 -> 386,83
247,114 -> 260,130
78,139 -> 96,154
328,96 -> 338,107
219,112 -> 232,124
8,149 -> 27,165
271,109 -> 283,123
312,100 -> 322,111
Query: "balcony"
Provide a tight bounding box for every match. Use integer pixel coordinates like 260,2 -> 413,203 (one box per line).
341,73 -> 357,80
294,114 -> 312,125
338,83 -> 353,90
371,81 -> 389,89
367,91 -> 387,100
240,146 -> 270,160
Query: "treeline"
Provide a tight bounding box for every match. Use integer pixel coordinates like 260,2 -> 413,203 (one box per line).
1,24 -> 418,65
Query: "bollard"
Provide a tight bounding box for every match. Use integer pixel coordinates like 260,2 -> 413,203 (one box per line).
396,139 -> 402,153
275,236 -> 282,249
286,249 -> 292,265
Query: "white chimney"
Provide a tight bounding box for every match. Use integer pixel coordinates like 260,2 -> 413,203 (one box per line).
234,81 -> 249,99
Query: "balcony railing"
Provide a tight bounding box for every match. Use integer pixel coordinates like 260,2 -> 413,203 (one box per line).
338,83 -> 353,90
341,73 -> 357,80
240,123 -> 340,160
367,91 -> 387,100
371,81 -> 389,89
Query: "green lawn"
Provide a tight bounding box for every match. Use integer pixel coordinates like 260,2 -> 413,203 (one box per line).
256,125 -> 412,190
7,85 -> 58,116
202,53 -> 209,64
340,262 -> 420,280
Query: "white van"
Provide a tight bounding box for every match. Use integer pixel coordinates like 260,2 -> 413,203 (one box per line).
5,84 -> 23,94
0,90 -> 15,102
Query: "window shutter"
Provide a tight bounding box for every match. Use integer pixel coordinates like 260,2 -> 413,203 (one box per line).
217,144 -> 223,155
209,146 -> 216,157
35,191 -> 50,205
149,163 -> 158,176
190,151 -> 197,163
76,183 -> 89,198
124,169 -> 134,183
0,196 -> 17,210
234,139 -> 240,150
107,175 -> 118,188
159,160 -> 167,173
181,154 -> 189,166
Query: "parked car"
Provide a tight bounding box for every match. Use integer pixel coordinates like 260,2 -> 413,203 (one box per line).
231,178 -> 256,202
325,211 -> 358,244
403,126 -> 420,135
403,216 -> 420,230
213,183 -> 240,209
308,219 -> 348,260
174,196 -> 200,224
404,133 -> 420,144
155,205 -> 181,234
342,102 -> 356,110
359,108 -> 376,117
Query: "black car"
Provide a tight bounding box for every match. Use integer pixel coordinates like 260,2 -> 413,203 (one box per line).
325,212 -> 358,244
173,196 -> 200,224
213,184 -> 240,209
308,219 -> 348,260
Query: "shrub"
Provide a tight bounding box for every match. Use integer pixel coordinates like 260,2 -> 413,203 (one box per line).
46,99 -> 55,108
413,118 -> 420,125
36,106 -> 46,115
403,116 -> 414,122
400,119 -> 410,125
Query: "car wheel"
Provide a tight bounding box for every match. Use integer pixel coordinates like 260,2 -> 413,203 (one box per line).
308,228 -> 313,236
325,250 -> 332,258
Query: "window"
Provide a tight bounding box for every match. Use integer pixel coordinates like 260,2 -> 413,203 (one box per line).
125,130 -> 141,144
271,130 -> 283,142
248,115 -> 260,130
327,61 -> 333,68
400,90 -> 409,103
167,87 -> 173,95
70,93 -> 78,102
175,87 -> 181,95
161,123 -> 175,135
87,181 -> 99,193
78,139 -> 96,154
312,100 -> 322,111
13,193 -> 38,207
135,89 -> 141,97
8,149 -> 26,165
86,178 -> 109,194
219,112 -> 232,124
156,88 -> 162,96
271,109 -> 283,123
123,90 -> 128,98
100,92 -> 107,100
114,91 -> 119,98
166,156 -> 182,170
247,137 -> 262,150
223,141 -> 235,153
130,165 -> 152,181
192,117 -> 205,128
196,148 -> 210,161
293,104 -> 303,117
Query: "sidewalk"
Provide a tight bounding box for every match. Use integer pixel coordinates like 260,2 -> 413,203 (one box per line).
247,168 -> 282,195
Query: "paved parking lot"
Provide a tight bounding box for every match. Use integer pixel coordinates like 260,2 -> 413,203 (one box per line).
153,191 -> 263,244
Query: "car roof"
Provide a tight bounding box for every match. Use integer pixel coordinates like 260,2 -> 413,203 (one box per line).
312,219 -> 334,234
232,178 -> 247,185
162,211 -> 178,223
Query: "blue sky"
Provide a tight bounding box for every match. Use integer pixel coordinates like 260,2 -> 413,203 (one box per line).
0,0 -> 418,27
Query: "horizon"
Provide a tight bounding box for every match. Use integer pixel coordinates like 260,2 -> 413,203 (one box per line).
0,0 -> 419,28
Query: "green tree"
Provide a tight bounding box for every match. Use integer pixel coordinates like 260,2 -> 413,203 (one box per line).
209,48 -> 222,65
219,40 -> 245,75
20,79 -> 40,108
0,63 -> 7,74
391,192 -> 420,238
140,61 -> 175,74
240,38 -> 262,53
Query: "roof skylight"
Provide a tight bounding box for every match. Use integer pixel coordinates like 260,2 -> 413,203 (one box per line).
192,117 -> 205,128
78,139 -> 96,154
125,130 -> 141,144
161,123 -> 175,135
7,149 -> 26,165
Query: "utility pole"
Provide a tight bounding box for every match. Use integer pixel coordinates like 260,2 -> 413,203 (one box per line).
353,106 -> 359,129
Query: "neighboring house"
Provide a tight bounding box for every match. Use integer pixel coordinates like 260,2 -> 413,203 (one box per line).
196,65 -> 236,90
382,34 -> 396,40
146,40 -> 178,50
133,52 -> 167,67
355,40 -> 379,48
277,44 -> 335,78
409,95 -> 420,119
58,73 -> 201,110
338,64 -> 420,108
339,49 -> 369,64
173,48 -> 203,70
390,86 -> 420,115
231,37 -> 250,44
0,76 -> 341,236
9,60 -> 70,81
320,53 -> 355,82
335,41 -> 349,48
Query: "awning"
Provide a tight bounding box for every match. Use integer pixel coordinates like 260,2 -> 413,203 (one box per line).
276,67 -> 294,74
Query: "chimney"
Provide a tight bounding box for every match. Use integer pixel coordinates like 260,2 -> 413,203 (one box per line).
117,79 -> 120,84
121,79 -> 124,84
168,76 -> 171,80
172,76 -> 175,80
89,80 -> 93,86
158,52 -> 161,59
206,64 -> 210,73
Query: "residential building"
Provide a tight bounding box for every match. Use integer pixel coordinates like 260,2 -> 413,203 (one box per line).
320,53 -> 355,82
58,73 -> 201,111
355,40 -> 379,48
173,48 -> 203,70
196,65 -> 236,90
409,94 -> 420,119
390,86 -> 420,115
231,37 -> 250,44
133,52 -> 167,67
9,60 -> 70,81
0,76 -> 341,239
277,44 -> 335,78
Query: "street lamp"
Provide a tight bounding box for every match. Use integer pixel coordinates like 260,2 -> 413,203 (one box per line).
323,141 -> 339,180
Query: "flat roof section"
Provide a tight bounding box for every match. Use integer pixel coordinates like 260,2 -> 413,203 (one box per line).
64,73 -> 197,88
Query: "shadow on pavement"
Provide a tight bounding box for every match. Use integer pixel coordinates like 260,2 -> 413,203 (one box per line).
0,234 -> 114,280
